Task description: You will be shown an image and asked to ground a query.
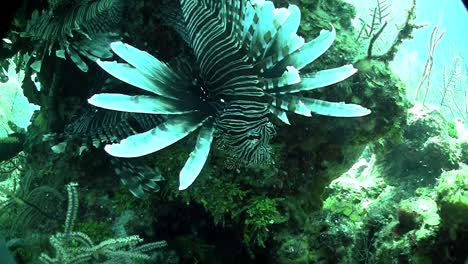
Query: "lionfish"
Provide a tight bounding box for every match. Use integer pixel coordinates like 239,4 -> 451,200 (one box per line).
88,0 -> 371,190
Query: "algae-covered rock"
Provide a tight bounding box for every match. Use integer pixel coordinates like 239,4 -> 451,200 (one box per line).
460,140 -> 468,165
375,103 -> 461,189
436,166 -> 468,239
371,194 -> 440,264
405,104 -> 460,172
396,197 -> 440,238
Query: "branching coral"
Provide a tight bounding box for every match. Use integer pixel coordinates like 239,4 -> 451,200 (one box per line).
39,183 -> 167,264
355,0 -> 391,43
414,25 -> 445,103
88,0 -> 371,190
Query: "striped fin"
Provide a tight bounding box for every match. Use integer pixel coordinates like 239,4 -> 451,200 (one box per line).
247,2 -> 276,57
73,33 -> 117,61
109,42 -> 186,88
104,113 -> 207,158
263,66 -> 301,90
57,109 -> 166,149
112,157 -> 164,198
269,65 -> 357,94
67,46 -> 89,72
268,105 -> 290,125
110,41 -> 179,79
257,4 -> 303,72
241,0 -> 258,43
273,95 -> 371,117
160,0 -> 191,44
97,60 -> 182,100
88,93 -> 197,114
179,120 -> 215,190
241,1 -> 291,60
267,25 -> 336,75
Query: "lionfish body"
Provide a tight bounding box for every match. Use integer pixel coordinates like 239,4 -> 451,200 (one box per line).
88,0 -> 371,190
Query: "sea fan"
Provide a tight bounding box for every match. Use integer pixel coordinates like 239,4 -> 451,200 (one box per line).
88,0 -> 371,190
0,56 -> 40,137
21,0 -> 123,72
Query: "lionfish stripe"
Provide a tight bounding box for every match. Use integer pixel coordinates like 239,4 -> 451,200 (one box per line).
179,120 -> 215,190
220,116 -> 274,165
217,115 -> 271,136
207,60 -> 252,86
222,99 -> 269,114
96,60 -> 181,100
182,0 -> 219,54
219,74 -> 259,90
200,1 -> 243,61
192,17 -> 222,59
218,121 -> 269,136
67,47 -> 89,72
182,0 -> 246,85
271,65 -> 357,94
202,38 -> 243,82
104,113 -> 207,158
181,0 -> 210,37
223,0 -> 243,42
219,88 -> 264,97
88,93 -> 197,114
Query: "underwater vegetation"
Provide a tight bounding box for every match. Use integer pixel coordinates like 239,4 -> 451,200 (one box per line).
0,55 -> 39,138
0,0 -> 467,263
39,183 -> 167,263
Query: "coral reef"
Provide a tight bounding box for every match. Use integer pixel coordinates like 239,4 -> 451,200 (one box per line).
296,103 -> 468,264
5,0 -> 466,263
436,166 -> 468,240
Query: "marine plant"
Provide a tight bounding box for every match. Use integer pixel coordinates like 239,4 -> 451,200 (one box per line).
88,0 -> 371,190
39,183 -> 167,263
0,55 -> 39,137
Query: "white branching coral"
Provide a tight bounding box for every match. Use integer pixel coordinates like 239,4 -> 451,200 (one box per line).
39,183 -> 167,263
88,0 -> 371,190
